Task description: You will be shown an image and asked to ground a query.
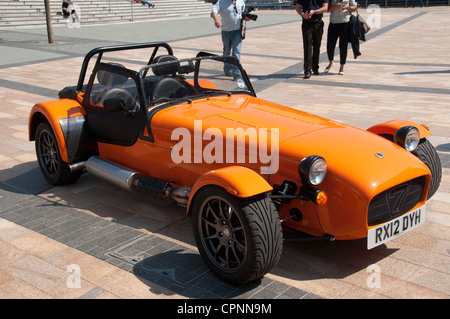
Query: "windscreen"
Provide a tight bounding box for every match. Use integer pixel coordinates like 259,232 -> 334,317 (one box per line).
140,56 -> 253,105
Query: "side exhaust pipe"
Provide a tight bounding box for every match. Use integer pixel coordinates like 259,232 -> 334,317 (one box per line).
135,177 -> 190,205
86,156 -> 139,190
69,161 -> 87,173
77,156 -> 190,205
165,186 -> 190,205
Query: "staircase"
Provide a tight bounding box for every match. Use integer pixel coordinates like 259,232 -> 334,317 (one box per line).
0,0 -> 214,29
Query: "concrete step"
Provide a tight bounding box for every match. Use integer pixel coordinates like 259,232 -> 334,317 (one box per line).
0,0 -> 213,28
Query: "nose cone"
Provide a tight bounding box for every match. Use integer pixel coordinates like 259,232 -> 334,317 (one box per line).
280,125 -> 430,197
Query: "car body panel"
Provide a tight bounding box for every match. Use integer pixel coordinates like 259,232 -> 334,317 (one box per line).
367,119 -> 431,138
29,97 -> 86,163
186,165 -> 274,209
280,126 -> 431,239
28,42 -> 437,247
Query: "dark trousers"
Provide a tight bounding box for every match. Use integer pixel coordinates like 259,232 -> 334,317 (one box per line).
327,22 -> 350,65
301,19 -> 324,73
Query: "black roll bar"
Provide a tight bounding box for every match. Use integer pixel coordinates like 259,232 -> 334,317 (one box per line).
76,42 -> 173,92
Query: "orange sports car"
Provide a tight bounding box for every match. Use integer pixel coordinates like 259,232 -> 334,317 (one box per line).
28,42 -> 442,284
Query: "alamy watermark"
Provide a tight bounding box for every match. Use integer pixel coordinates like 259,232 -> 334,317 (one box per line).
171,120 -> 280,174
66,264 -> 81,288
365,4 -> 381,29
366,264 -> 381,289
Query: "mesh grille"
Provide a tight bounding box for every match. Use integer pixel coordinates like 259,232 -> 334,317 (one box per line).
368,176 -> 425,226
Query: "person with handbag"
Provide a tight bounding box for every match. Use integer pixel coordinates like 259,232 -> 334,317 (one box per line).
324,0 -> 357,75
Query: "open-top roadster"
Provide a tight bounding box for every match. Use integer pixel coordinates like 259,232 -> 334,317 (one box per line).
29,42 -> 442,284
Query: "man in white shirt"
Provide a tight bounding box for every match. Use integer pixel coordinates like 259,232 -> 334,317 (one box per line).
211,0 -> 248,76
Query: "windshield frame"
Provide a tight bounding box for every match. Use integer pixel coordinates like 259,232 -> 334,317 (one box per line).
139,54 -> 256,143
77,42 -> 173,92
138,54 -> 256,108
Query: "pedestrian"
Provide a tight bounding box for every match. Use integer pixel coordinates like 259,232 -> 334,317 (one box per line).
211,0 -> 249,77
62,0 -> 80,24
62,0 -> 70,18
412,0 -> 424,7
325,0 -> 357,75
138,0 -> 155,8
296,0 -> 329,79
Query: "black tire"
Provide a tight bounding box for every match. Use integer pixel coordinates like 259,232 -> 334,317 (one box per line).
192,186 -> 283,285
412,138 -> 442,199
35,122 -> 82,185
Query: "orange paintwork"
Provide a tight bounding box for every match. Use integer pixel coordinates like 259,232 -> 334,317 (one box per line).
29,97 -> 85,163
367,119 -> 431,139
28,55 -> 432,242
186,166 -> 273,212
91,94 -> 431,240
186,78 -> 217,90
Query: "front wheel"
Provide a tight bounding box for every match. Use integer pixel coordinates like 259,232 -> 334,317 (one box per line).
412,138 -> 442,199
35,122 -> 82,185
192,186 -> 283,285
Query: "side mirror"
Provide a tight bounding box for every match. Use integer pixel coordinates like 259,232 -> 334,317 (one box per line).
59,87 -> 78,100
103,98 -> 125,113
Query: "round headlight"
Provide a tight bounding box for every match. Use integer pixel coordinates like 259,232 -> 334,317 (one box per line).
394,126 -> 420,152
299,155 -> 327,186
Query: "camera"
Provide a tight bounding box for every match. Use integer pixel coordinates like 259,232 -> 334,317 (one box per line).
243,6 -> 258,21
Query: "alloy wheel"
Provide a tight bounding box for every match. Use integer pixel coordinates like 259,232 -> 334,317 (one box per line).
198,196 -> 247,273
39,129 -> 59,178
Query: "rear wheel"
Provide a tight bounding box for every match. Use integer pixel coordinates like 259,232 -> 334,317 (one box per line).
35,122 -> 82,185
192,186 -> 282,285
412,138 -> 442,199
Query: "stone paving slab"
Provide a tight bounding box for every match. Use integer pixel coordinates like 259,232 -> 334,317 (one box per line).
0,194 -> 317,299
0,8 -> 449,300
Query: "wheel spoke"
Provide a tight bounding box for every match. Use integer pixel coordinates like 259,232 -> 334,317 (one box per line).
224,245 -> 230,268
235,238 -> 245,252
39,130 -> 59,177
41,151 -> 51,158
205,233 -> 219,241
232,226 -> 243,233
230,243 -> 241,263
43,133 -> 52,148
50,159 -> 58,175
214,242 -> 223,258
206,202 -> 221,222
202,216 -> 217,229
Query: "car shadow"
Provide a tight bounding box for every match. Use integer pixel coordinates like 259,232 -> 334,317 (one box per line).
436,143 -> 450,152
130,249 -> 318,299
0,162 -> 398,298
393,69 -> 450,75
436,143 -> 450,169
275,228 -> 398,282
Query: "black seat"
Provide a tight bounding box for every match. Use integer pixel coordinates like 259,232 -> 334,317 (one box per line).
152,78 -> 188,102
97,65 -> 128,86
151,55 -> 188,102
93,63 -> 129,106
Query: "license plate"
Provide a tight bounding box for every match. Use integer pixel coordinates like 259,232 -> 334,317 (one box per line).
367,205 -> 426,249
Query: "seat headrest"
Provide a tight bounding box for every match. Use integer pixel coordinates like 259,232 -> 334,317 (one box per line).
152,55 -> 180,76
97,63 -> 128,86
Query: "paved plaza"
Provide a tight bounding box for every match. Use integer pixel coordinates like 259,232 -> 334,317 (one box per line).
0,7 -> 449,299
